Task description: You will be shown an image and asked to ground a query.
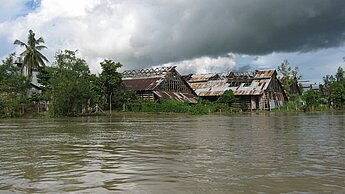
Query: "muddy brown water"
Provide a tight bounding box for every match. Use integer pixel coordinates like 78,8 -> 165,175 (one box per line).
0,112 -> 344,193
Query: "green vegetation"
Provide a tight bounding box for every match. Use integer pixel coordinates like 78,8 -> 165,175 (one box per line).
2,30 -> 345,118
125,99 -> 236,115
37,50 -> 97,116
278,59 -> 301,97
278,66 -> 345,112
323,67 -> 345,109
216,90 -> 237,106
0,54 -> 30,117
98,59 -> 136,112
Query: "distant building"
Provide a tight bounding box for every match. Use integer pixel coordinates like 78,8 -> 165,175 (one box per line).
122,66 -> 197,103
299,80 -> 320,93
185,69 -> 287,110
14,57 -> 43,96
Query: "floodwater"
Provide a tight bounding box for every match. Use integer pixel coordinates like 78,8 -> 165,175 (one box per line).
0,112 -> 344,193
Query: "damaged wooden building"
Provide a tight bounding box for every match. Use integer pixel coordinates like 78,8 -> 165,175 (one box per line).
122,66 -> 197,103
185,69 -> 287,110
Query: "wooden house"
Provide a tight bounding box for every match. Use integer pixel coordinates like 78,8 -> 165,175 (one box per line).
186,69 -> 287,110
122,66 -> 197,103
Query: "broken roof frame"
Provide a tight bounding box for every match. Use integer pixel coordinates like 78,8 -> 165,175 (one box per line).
122,66 -> 198,103
188,69 -> 286,97
122,66 -> 176,78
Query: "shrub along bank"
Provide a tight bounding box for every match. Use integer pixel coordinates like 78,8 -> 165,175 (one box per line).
124,99 -> 237,115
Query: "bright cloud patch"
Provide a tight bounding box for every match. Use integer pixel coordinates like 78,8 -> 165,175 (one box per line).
157,54 -> 237,75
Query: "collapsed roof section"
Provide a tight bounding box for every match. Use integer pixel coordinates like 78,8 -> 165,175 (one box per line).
122,66 -> 197,103
122,66 -> 175,79
187,69 -> 284,97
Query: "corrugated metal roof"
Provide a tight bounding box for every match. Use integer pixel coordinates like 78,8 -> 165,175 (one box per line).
190,81 -> 234,96
254,69 -> 276,79
123,77 -> 163,91
234,79 -> 271,95
188,77 -> 272,97
190,81 -> 229,89
198,91 -> 226,96
188,73 -> 220,83
153,91 -> 197,103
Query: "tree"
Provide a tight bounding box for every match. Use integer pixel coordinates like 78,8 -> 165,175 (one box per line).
278,60 -> 301,97
335,66 -> 344,83
321,75 -> 335,107
0,53 -> 30,117
320,66 -> 345,109
216,90 -> 237,106
329,82 -> 345,109
44,50 -> 96,116
278,60 -> 301,79
98,59 -> 124,110
14,30 -> 48,79
302,90 -> 321,111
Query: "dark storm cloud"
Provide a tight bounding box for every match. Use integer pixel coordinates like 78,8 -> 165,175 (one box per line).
126,0 -> 345,66
3,0 -> 345,71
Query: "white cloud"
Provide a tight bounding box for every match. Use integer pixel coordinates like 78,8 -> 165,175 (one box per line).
157,54 -> 237,75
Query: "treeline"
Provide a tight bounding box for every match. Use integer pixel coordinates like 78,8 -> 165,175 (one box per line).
0,50 -> 139,117
0,51 -> 239,117
278,61 -> 345,111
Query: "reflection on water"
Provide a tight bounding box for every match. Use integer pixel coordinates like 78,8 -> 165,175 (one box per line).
0,112 -> 344,193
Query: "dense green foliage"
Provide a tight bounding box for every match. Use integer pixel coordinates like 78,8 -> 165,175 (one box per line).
35,51 -> 136,116
125,99 -> 236,115
216,90 -> 237,106
0,54 -> 30,117
302,90 -> 321,111
322,67 -> 345,109
37,50 -> 98,116
98,60 -> 136,111
278,66 -> 345,112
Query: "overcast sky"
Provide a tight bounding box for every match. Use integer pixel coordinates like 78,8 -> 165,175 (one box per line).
1,0 -> 345,82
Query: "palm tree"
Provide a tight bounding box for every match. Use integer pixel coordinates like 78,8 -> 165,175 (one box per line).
14,30 -> 48,80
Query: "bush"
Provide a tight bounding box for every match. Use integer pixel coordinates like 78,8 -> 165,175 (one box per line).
124,99 -> 236,115
216,90 -> 237,106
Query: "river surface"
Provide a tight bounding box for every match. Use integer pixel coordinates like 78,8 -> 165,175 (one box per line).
0,112 -> 344,193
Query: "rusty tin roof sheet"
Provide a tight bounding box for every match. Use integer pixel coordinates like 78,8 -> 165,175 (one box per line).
188,78 -> 272,97
234,79 -> 271,95
123,77 -> 163,91
190,81 -> 229,89
190,81 -> 234,96
188,73 -> 220,83
198,91 -> 227,96
254,69 -> 276,79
